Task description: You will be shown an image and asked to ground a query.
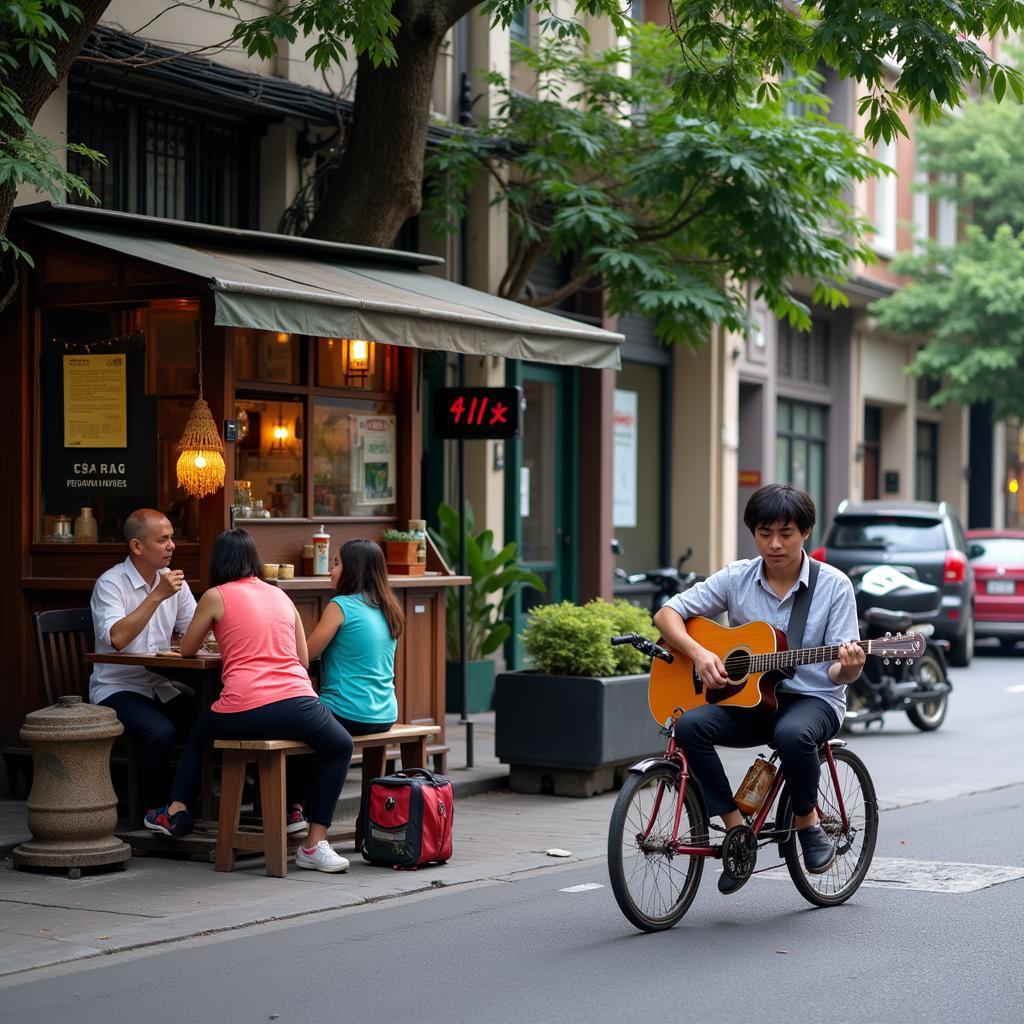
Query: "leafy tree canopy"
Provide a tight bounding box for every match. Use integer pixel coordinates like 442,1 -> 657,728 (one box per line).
871,97 -> 1024,421
426,27 -> 879,344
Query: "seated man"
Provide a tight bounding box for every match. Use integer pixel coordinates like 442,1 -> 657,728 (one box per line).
89,508 -> 198,819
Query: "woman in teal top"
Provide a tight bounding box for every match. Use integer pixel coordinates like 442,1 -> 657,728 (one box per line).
307,538 -> 404,730
290,539 -> 404,831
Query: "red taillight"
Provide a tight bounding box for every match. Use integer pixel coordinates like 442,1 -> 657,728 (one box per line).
809,546 -> 827,563
944,549 -> 967,583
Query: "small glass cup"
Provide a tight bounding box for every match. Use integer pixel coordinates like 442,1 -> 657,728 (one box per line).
278,563 -> 294,580
263,563 -> 280,580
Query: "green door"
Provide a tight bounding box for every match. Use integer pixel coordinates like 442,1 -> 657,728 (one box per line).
506,363 -> 578,667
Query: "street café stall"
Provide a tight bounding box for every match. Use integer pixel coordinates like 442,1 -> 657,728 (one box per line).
0,203 -> 623,775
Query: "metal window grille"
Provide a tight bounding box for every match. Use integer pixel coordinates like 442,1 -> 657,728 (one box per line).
915,420 -> 939,501
776,397 -> 829,545
67,79 -> 257,228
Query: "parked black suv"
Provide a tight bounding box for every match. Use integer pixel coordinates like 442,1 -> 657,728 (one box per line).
811,500 -> 975,666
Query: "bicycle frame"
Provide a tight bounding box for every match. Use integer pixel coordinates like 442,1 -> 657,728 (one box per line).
641,722 -> 851,858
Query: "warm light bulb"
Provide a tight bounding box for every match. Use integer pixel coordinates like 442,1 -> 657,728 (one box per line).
349,338 -> 370,370
194,453 -> 207,469
1010,478 -> 1020,494
276,332 -> 290,345
273,425 -> 289,441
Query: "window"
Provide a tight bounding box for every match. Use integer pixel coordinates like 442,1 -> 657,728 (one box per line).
873,137 -> 898,254
232,333 -> 401,520
777,319 -> 830,386
912,168 -> 930,253
936,174 -> 958,248
67,74 -> 259,228
510,7 -> 529,45
915,420 -> 939,501
776,399 -> 828,547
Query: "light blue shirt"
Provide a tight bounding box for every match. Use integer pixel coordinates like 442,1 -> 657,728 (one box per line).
319,595 -> 398,724
664,553 -> 859,726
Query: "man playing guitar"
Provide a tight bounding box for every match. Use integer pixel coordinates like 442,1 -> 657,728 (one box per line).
653,484 -> 865,894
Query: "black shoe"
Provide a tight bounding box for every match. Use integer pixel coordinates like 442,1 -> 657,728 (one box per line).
717,869 -> 747,895
797,824 -> 836,874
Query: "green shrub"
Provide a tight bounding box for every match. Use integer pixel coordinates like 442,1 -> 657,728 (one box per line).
521,598 -> 658,676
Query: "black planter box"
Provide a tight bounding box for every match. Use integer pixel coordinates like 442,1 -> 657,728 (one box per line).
494,670 -> 663,772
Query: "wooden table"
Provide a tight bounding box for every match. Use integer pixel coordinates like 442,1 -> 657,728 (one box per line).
85,651 -> 223,821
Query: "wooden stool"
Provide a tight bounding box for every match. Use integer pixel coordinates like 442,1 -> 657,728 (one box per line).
213,723 -> 440,877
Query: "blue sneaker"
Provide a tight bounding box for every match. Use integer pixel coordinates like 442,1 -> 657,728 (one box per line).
144,805 -> 195,838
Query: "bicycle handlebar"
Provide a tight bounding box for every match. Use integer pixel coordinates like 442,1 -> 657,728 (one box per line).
610,633 -> 675,663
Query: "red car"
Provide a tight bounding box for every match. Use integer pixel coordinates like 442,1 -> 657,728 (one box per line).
965,529 -> 1024,653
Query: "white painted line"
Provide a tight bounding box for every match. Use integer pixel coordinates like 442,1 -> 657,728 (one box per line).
1005,684 -> 1024,693
559,883 -> 605,893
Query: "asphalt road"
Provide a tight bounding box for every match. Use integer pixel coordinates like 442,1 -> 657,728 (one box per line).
2,648 -> 1022,1024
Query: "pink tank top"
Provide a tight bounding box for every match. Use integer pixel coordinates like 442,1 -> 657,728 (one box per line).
211,577 -> 316,713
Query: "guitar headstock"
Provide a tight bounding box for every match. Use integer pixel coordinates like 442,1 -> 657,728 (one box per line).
870,631 -> 927,662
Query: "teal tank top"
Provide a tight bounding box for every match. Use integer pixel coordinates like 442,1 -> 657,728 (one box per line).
319,594 -> 398,723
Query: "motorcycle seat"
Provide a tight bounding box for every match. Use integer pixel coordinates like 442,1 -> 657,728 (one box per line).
863,607 -> 913,633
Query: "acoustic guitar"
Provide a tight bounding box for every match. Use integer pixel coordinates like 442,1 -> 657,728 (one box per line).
647,616 -> 926,725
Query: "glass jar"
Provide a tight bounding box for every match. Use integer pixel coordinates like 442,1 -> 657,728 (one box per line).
73,507 -> 98,544
409,519 -> 427,566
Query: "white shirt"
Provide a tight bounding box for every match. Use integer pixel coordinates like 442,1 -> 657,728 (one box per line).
89,556 -> 198,705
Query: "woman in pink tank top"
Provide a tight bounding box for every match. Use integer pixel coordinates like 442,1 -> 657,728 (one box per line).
142,529 -> 354,873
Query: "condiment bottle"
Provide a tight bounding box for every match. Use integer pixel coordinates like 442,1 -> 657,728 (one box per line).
409,519 -> 427,566
301,544 -> 315,577
73,507 -> 98,543
313,525 -> 331,575
733,755 -> 776,817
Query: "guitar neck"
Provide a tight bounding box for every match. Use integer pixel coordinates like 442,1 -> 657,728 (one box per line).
753,639 -> 870,673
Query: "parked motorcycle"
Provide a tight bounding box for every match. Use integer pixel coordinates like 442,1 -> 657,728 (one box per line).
612,542 -> 705,613
846,565 -> 953,732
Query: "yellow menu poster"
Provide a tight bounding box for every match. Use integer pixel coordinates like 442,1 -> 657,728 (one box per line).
63,354 -> 127,448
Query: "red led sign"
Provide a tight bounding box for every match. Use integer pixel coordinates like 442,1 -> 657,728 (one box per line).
433,386 -> 523,440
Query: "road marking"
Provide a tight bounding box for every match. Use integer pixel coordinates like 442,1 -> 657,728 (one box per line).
1006,684 -> 1024,693
559,883 -> 604,893
760,857 -> 1024,893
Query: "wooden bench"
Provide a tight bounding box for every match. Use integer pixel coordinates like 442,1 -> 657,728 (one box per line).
213,722 -> 441,877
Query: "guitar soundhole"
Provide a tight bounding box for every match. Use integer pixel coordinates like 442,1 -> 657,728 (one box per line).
723,649 -> 751,681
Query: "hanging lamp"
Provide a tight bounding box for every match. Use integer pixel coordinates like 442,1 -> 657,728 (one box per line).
176,327 -> 225,498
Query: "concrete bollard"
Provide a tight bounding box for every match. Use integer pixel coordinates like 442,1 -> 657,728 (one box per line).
13,695 -> 130,877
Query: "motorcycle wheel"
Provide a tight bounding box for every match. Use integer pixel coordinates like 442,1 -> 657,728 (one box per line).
905,652 -> 949,731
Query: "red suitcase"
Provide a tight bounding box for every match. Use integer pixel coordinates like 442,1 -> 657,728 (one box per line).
362,768 -> 454,869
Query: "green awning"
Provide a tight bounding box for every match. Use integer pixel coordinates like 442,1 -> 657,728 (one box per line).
23,207 -> 623,369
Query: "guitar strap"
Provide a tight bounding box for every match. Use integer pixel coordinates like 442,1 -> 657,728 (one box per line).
786,557 -> 821,651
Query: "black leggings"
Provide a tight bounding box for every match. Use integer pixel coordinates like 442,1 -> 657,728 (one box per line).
674,695 -> 838,819
169,696 -> 353,827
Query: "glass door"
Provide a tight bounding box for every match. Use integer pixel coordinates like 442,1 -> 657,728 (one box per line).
506,363 -> 577,667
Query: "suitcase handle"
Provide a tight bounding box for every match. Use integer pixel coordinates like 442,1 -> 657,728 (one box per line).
392,768 -> 448,786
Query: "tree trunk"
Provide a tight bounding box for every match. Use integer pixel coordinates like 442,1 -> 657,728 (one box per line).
306,0 -> 475,247
0,0 -> 111,242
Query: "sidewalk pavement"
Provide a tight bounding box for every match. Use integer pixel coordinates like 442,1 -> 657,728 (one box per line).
0,712 -> 623,980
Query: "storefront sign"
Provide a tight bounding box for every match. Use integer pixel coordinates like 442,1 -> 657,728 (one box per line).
738,470 -> 762,487
63,354 -> 127,448
353,414 -> 396,505
433,386 -> 523,439
613,389 -> 638,528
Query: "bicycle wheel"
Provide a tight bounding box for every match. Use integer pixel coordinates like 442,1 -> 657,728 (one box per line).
777,745 -> 878,907
607,764 -> 708,931
905,653 -> 949,731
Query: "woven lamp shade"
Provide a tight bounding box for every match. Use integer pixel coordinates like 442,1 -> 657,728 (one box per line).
176,397 -> 225,498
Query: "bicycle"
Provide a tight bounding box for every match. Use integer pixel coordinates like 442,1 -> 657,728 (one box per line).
606,634 -> 879,932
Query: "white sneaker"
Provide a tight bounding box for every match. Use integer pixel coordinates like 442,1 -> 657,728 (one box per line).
295,840 -> 349,873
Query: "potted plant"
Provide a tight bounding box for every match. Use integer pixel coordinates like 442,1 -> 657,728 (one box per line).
382,528 -> 423,575
429,502 -> 545,713
494,598 -> 665,796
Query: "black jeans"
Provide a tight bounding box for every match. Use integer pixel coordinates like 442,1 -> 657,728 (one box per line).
674,695 -> 838,819
99,690 -> 198,814
287,715 -> 395,814
169,697 -> 354,827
